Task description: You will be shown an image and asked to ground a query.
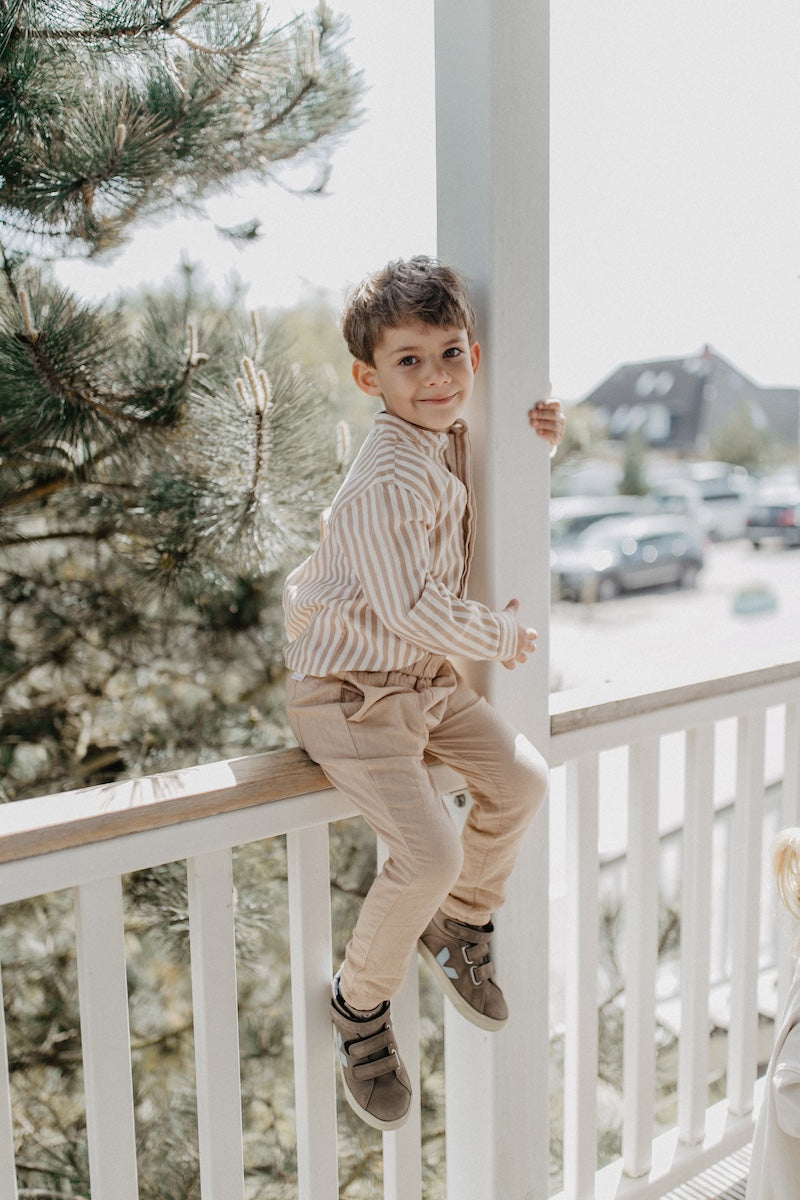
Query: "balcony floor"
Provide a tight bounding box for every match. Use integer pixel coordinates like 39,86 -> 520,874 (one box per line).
663,1145 -> 750,1200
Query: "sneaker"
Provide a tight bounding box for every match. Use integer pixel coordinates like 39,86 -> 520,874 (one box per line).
330,985 -> 412,1131
418,909 -> 508,1031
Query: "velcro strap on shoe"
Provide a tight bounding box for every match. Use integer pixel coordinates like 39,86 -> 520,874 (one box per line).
347,1027 -> 396,1065
462,937 -> 493,969
352,1052 -> 399,1081
470,960 -> 494,985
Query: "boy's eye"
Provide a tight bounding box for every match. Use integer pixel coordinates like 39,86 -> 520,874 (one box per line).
443,346 -> 463,359
398,355 -> 418,367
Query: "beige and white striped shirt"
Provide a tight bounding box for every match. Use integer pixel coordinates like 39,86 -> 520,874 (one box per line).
283,413 -> 518,676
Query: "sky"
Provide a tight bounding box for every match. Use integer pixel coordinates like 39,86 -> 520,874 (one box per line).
55,0 -> 800,401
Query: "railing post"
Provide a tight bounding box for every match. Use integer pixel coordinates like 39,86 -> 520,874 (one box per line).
622,738 -> 661,1178
727,711 -> 766,1115
678,723 -> 715,1145
0,964 -> 18,1200
382,964 -> 423,1200
187,849 -> 246,1200
563,754 -> 600,1200
377,839 -> 424,1200
74,876 -> 139,1200
435,2 -> 551,1196
286,825 -> 339,1200
779,702 -> 800,1004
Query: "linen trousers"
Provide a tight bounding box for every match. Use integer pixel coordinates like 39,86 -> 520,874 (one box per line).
286,655 -> 548,1011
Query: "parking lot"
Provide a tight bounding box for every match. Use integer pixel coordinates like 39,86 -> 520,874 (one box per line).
550,538 -> 800,694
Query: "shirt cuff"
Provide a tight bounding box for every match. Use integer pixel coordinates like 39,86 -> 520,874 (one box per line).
496,609 -> 520,661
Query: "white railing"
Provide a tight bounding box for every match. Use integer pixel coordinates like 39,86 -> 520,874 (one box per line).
549,660 -> 800,1200
1,659 -> 798,1200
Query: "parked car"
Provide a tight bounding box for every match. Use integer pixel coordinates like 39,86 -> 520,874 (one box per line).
551,514 -> 706,602
648,479 -> 711,537
746,487 -> 800,548
649,464 -> 752,541
683,463 -> 752,540
550,495 -> 649,546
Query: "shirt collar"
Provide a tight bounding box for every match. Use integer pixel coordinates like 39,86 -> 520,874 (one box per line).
374,411 -> 469,456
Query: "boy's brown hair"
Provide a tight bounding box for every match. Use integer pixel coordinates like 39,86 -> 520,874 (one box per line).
342,255 -> 477,364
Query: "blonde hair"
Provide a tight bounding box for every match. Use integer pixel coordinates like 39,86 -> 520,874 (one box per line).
341,255 -> 477,365
773,827 -> 800,922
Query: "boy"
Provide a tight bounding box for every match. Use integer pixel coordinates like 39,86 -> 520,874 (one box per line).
283,256 -> 564,1131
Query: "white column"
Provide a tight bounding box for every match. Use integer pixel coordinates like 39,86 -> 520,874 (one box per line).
435,4 -> 551,1197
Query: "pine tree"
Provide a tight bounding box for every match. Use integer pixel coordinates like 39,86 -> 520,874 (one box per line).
0,1 -> 362,798
1,6 -> 369,1197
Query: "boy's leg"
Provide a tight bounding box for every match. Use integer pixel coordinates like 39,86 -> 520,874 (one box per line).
418,670 -> 548,1025
286,669 -> 465,1011
425,670 -> 548,924
287,669 -> 464,1131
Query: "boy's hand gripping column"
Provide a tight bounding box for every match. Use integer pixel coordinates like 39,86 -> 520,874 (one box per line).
501,599 -> 538,670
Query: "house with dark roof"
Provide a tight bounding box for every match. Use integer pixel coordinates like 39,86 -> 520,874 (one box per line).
580,345 -> 799,453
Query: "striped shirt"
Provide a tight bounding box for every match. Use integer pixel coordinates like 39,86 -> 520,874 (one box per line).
283,412 -> 519,676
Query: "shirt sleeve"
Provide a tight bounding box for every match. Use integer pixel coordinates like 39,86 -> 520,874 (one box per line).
773,1023 -> 800,1138
337,481 -> 519,662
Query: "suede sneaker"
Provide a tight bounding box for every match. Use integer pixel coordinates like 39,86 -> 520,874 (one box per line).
418,909 -> 508,1031
330,985 -> 412,1131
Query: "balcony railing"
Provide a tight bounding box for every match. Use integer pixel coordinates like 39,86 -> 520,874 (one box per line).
1,658 -> 798,1200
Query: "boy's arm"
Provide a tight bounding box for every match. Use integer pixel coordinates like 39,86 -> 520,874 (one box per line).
338,484 -> 520,663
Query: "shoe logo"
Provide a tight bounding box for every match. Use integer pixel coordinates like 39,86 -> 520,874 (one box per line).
436,947 -> 459,980
336,1031 -> 348,1068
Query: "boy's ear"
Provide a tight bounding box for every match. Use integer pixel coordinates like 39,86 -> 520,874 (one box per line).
470,341 -> 481,374
352,359 -> 382,397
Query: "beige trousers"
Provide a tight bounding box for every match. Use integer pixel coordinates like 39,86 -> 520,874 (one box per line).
286,656 -> 548,1011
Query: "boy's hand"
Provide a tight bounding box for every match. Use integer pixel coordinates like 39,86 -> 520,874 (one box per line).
501,599 -> 538,670
528,394 -> 566,448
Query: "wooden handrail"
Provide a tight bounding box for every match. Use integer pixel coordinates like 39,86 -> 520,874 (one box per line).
0,747 -> 330,866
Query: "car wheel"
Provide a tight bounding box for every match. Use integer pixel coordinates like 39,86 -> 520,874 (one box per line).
750,540 -> 761,550
679,564 -> 699,589
596,575 -> 620,601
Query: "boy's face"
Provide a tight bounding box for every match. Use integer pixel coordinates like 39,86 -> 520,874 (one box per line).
352,321 -> 481,433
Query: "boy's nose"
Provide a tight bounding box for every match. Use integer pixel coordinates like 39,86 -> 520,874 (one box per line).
426,363 -> 452,386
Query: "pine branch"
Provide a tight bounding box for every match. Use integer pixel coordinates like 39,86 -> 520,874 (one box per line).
1,527 -> 112,546
233,355 -> 272,529
0,4 -> 362,254
6,0 -> 209,43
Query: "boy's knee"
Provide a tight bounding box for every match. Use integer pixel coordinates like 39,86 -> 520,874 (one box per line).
410,823 -> 464,894
509,737 -> 549,818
